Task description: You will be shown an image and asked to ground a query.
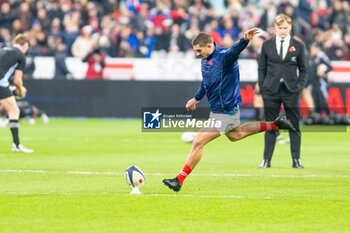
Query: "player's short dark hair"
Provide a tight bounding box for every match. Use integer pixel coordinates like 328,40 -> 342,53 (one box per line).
274,14 -> 292,26
192,32 -> 213,46
13,34 -> 30,46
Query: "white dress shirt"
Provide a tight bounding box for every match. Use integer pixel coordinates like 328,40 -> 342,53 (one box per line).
276,34 -> 291,60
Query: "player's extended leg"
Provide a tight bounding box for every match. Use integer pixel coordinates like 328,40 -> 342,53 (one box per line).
163,127 -> 221,192
0,96 -> 19,120
225,122 -> 263,142
0,96 -> 33,153
225,116 -> 296,142
1,96 -> 20,146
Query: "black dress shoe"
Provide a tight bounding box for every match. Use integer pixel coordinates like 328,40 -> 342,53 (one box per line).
258,159 -> 271,168
293,159 -> 304,168
274,115 -> 296,131
163,177 -> 182,192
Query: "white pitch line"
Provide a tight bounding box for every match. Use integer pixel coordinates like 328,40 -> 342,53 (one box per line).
2,192 -> 283,200
0,169 -> 350,178
145,193 -> 280,199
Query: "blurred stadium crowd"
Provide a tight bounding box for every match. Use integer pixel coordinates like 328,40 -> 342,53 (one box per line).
0,0 -> 350,60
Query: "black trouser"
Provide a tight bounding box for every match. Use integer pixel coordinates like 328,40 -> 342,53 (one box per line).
311,85 -> 330,114
262,83 -> 301,162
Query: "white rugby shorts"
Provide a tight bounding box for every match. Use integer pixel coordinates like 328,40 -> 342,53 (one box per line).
209,109 -> 240,134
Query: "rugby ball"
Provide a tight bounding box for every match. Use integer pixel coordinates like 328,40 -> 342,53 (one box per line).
181,131 -> 197,143
124,165 -> 145,189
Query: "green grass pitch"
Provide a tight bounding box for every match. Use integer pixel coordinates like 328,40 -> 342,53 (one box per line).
0,119 -> 350,233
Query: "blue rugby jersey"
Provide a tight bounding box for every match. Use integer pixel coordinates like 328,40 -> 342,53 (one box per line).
194,37 -> 249,114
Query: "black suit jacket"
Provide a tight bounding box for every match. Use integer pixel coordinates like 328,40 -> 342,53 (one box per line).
258,36 -> 307,95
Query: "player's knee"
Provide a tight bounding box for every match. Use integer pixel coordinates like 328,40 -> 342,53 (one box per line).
192,136 -> 206,149
9,107 -> 20,117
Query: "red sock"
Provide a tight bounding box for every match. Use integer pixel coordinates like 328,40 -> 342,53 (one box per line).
176,164 -> 192,185
260,122 -> 279,132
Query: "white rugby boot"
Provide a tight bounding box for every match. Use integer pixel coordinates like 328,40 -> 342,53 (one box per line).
12,143 -> 34,153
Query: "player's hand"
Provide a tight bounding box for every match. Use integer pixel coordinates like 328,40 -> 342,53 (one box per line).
244,28 -> 260,40
186,98 -> 199,111
19,86 -> 27,98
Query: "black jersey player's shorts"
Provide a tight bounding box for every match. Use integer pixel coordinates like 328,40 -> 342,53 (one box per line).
0,86 -> 13,100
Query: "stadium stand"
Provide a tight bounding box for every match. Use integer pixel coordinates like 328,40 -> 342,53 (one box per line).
0,0 -> 350,61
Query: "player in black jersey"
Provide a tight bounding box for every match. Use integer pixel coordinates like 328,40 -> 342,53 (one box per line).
0,34 -> 33,153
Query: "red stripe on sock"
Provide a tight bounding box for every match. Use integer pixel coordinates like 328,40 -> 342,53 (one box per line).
260,122 -> 267,132
176,164 -> 192,185
260,122 -> 279,132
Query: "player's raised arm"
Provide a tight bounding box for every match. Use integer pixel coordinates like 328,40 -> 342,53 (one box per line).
243,28 -> 260,41
224,28 -> 260,64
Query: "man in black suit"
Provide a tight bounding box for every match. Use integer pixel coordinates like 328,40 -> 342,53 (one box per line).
258,14 -> 307,168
